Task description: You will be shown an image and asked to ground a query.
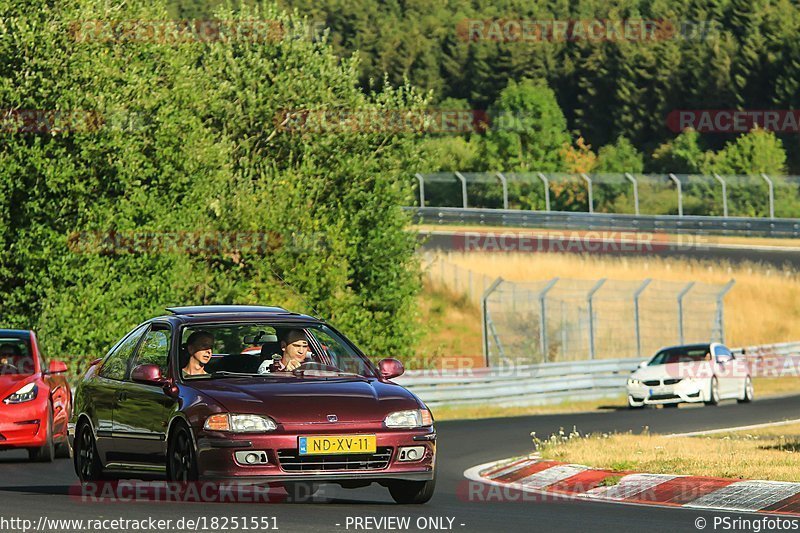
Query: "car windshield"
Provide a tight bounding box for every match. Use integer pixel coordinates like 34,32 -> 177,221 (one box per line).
179,322 -> 376,380
0,337 -> 35,376
648,345 -> 712,365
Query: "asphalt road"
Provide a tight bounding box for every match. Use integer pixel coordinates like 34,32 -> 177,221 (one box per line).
2,395 -> 800,533
419,230 -> 800,268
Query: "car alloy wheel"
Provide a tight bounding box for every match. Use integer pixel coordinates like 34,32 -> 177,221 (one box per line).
705,377 -> 720,406
167,425 -> 198,482
75,423 -> 103,481
738,376 -> 754,403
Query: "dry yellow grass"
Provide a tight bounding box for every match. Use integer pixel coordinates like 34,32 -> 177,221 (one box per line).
437,251 -> 800,347
536,422 -> 800,481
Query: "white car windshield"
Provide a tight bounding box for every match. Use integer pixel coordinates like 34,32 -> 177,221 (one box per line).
649,345 -> 712,365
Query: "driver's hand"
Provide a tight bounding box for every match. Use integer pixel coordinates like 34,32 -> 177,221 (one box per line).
284,359 -> 302,371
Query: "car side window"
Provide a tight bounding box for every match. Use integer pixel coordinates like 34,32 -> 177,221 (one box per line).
309,327 -> 370,376
98,325 -> 148,381
131,326 -> 170,376
715,345 -> 733,361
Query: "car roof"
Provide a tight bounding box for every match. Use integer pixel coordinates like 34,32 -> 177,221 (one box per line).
158,305 -> 320,325
0,329 -> 31,339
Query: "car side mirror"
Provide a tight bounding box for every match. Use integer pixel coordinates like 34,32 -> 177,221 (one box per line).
131,363 -> 165,385
47,360 -> 68,374
638,361 -> 647,368
378,358 -> 404,379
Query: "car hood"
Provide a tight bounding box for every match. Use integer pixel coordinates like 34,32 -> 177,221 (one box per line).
631,362 -> 712,381
0,374 -> 36,400
190,377 -> 422,424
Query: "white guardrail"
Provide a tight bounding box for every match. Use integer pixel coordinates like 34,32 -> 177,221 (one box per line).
394,341 -> 800,407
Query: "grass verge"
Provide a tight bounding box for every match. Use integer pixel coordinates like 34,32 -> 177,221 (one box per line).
535,421 -> 800,481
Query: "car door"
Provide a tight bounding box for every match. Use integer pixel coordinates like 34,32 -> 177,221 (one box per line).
91,324 -> 149,462
713,344 -> 736,398
108,323 -> 174,469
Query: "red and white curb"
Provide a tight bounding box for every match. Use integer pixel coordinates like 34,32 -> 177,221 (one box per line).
464,456 -> 800,515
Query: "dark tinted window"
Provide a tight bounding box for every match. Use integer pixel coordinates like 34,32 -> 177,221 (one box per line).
0,336 -> 34,375
99,325 -> 148,381
131,326 -> 170,376
649,344 -> 711,365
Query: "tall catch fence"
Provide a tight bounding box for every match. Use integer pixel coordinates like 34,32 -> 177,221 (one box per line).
424,257 -> 734,366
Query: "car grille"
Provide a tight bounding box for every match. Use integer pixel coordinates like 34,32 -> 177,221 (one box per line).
649,394 -> 679,400
642,380 -> 661,387
663,378 -> 682,385
277,447 -> 393,472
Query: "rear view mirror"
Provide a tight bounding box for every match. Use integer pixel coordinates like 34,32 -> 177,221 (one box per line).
47,360 -> 68,374
378,358 -> 404,379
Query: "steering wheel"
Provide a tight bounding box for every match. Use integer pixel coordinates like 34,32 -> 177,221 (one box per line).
0,362 -> 19,374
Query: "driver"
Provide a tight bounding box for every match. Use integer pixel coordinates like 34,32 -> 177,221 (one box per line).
0,343 -> 20,372
258,329 -> 311,373
182,330 -> 215,376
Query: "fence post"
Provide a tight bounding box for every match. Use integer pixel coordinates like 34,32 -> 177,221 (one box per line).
761,173 -> 775,219
414,173 -> 426,208
677,281 -> 696,344
633,278 -> 652,358
587,278 -> 607,359
714,279 -> 736,343
496,172 -> 509,210
537,172 -> 551,212
482,277 -> 504,367
454,171 -> 468,208
625,173 -> 639,215
539,277 -> 560,361
668,173 -> 683,217
581,173 -> 593,213
713,173 -> 728,217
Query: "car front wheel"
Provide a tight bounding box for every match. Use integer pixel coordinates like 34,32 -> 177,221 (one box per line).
28,409 -> 54,462
388,477 -> 436,504
705,377 -> 720,406
75,422 -> 104,481
738,376 -> 754,403
167,423 -> 199,482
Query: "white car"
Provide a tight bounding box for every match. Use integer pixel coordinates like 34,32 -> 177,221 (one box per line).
627,343 -> 753,408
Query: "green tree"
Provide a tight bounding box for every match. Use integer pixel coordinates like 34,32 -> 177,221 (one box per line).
594,136 -> 644,173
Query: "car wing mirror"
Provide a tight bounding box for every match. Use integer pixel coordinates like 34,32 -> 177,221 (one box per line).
638,361 -> 647,368
378,358 -> 404,379
47,360 -> 68,374
131,363 -> 165,385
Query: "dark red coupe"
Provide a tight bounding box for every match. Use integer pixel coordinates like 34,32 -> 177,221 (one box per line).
69,306 -> 436,503
0,329 -> 72,461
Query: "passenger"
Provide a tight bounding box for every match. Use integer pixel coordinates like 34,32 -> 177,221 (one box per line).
182,330 -> 215,376
258,329 -> 311,373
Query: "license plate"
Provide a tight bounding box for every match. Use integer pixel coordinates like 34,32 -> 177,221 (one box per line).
298,435 -> 377,455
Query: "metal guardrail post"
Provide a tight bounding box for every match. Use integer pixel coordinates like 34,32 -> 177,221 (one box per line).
537,172 -> 551,211
414,173 -> 426,208
761,173 -> 775,219
581,173 -> 593,213
496,172 -> 509,210
715,279 -> 736,343
713,173 -> 728,217
539,277 -> 560,360
624,173 -> 639,215
668,173 -> 683,217
677,281 -> 695,344
633,278 -> 652,358
454,171 -> 468,208
482,277 -> 504,367
587,278 -> 607,359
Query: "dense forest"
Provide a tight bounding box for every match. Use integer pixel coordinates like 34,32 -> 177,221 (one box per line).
170,0 -> 800,174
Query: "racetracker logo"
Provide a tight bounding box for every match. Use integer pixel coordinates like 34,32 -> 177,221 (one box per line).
456,19 -> 718,42
0,109 -> 102,134
666,110 -> 800,133
274,109 -> 490,134
69,19 -> 285,43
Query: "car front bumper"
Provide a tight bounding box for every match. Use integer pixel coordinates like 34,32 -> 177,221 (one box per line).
194,426 -> 436,483
627,380 -> 707,405
0,395 -> 49,449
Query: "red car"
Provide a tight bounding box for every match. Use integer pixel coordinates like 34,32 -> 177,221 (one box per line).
0,329 -> 72,461
70,306 -> 436,504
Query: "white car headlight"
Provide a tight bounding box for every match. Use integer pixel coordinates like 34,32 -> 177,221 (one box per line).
627,378 -> 642,387
384,409 -> 433,428
3,383 -> 37,404
204,413 -> 277,433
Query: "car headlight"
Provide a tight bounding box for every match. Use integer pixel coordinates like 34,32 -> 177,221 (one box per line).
204,413 -> 277,433
627,378 -> 642,387
4,383 -> 37,404
384,409 -> 433,428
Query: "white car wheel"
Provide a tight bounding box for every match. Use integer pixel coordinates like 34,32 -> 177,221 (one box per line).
737,376 -> 754,403
705,377 -> 720,406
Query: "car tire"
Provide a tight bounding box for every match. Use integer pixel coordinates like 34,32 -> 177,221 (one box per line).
283,481 -> 322,502
167,423 -> 199,483
75,422 -> 104,481
28,409 -> 54,462
705,377 -> 720,406
55,437 -> 72,459
388,477 -> 436,504
627,396 -> 644,409
737,376 -> 754,403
